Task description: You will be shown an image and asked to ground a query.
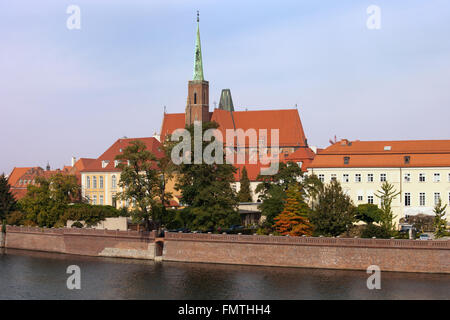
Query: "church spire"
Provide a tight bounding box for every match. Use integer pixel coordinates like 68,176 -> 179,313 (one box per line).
193,11 -> 204,81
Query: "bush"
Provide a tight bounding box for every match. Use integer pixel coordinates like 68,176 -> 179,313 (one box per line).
71,221 -> 83,228
361,224 -> 391,239
59,204 -> 124,227
6,211 -> 25,226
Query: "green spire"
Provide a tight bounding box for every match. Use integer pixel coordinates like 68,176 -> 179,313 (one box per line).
193,11 -> 204,81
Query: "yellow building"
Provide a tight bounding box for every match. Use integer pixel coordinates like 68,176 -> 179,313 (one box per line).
80,137 -> 179,208
308,139 -> 450,225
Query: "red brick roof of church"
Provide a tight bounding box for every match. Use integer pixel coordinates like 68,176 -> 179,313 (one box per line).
310,139 -> 450,168
160,108 -> 307,148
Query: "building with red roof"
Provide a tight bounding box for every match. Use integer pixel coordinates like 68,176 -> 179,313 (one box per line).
308,139 -> 450,224
79,137 -> 164,207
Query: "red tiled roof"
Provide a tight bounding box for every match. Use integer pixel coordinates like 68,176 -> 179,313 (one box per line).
286,147 -> 316,172
7,167 -> 34,186
310,139 -> 450,168
81,137 -> 163,172
160,108 -> 307,148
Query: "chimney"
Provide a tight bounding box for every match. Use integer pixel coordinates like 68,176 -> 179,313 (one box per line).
71,157 -> 76,167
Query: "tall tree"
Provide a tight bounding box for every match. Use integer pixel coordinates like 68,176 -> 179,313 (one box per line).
238,166 -> 252,202
273,184 -> 313,236
174,122 -> 240,231
309,180 -> 356,237
375,181 -> 400,235
115,140 -> 163,230
0,174 -> 17,221
433,198 -> 448,239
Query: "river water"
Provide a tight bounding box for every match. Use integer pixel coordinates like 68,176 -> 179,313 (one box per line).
0,249 -> 448,299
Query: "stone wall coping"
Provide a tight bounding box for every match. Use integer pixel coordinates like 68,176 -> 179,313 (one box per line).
5,225 -> 156,239
164,232 -> 450,250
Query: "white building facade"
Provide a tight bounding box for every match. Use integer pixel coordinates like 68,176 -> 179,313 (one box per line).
308,140 -> 450,225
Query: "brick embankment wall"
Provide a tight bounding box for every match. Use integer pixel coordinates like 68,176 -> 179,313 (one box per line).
5,226 -> 156,260
163,233 -> 450,274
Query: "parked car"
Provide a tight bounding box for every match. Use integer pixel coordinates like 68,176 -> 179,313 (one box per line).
419,234 -> 430,240
168,227 -> 191,233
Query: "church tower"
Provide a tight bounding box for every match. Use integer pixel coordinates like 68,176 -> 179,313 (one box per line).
185,12 -> 210,126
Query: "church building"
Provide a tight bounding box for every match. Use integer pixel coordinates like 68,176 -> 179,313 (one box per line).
160,13 -> 314,189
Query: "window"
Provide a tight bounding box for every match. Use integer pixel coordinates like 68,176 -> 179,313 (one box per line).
368,195 -> 374,204
194,92 -> 197,104
344,157 -> 350,165
99,176 -> 104,189
93,176 -> 97,189
112,175 -> 117,189
419,173 -> 426,182
101,160 -> 109,168
355,174 -> 361,183
448,173 -> 450,182
433,173 -> 441,183
434,193 -> 441,205
86,176 -> 90,189
100,195 -> 104,205
419,193 -> 426,206
380,173 -> 386,182
358,195 -> 364,201
331,174 -> 337,181
404,173 -> 411,183
405,193 -> 411,206
367,174 -> 374,182
114,160 -> 120,168
404,156 -> 410,164
92,195 -> 97,205
297,161 -> 303,169
318,174 -> 325,183
343,174 -> 349,183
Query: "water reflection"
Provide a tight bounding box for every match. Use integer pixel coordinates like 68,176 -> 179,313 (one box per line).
0,249 -> 449,300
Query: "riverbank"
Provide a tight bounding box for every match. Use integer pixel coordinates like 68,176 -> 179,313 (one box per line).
2,225 -> 449,273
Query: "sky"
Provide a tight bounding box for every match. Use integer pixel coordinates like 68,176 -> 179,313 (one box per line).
1,0 -> 450,175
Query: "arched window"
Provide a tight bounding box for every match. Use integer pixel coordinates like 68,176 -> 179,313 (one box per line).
194,92 -> 197,104
112,175 -> 117,189
99,176 -> 104,189
86,176 -> 90,189
93,176 -> 97,189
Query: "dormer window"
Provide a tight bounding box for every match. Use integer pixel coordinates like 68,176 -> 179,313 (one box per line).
114,160 -> 120,168
344,157 -> 350,165
404,156 -> 410,164
102,160 -> 109,168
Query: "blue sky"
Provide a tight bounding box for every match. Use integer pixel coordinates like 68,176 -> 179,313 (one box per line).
1,0 -> 450,174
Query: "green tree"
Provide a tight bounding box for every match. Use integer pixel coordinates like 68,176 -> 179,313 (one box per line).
309,180 -> 356,237
258,185 -> 286,226
433,198 -> 448,239
355,203 -> 383,225
301,174 -> 324,210
0,174 -> 17,221
238,166 -> 252,202
174,122 -> 240,231
19,173 -> 80,227
115,140 -> 163,230
375,181 -> 400,236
